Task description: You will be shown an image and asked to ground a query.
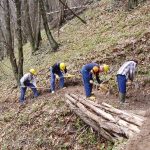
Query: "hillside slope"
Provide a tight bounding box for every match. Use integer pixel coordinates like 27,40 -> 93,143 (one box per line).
0,0 -> 150,149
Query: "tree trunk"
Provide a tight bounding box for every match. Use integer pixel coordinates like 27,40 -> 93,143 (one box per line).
35,0 -> 42,50
58,0 -> 86,24
44,0 -> 53,22
4,0 -> 18,82
128,0 -> 138,9
14,0 -> 23,83
24,0 -> 36,54
39,0 -> 59,51
58,0 -> 67,26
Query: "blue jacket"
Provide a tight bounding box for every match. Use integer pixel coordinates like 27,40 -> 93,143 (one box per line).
51,63 -> 67,74
81,63 -> 101,84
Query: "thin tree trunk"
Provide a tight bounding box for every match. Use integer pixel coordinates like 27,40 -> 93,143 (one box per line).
59,0 -> 86,24
24,0 -> 36,54
39,0 -> 58,51
45,0 -> 53,22
58,0 -> 67,26
4,0 -> 18,82
35,0 -> 42,50
14,0 -> 23,83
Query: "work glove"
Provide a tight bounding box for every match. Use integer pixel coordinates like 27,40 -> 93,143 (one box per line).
89,95 -> 96,101
89,80 -> 94,84
127,81 -> 132,86
55,74 -> 59,79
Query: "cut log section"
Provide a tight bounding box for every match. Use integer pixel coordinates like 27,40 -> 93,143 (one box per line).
65,93 -> 146,142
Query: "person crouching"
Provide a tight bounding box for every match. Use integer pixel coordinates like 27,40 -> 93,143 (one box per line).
81,63 -> 109,100
20,69 -> 39,104
117,60 -> 138,103
50,62 -> 67,93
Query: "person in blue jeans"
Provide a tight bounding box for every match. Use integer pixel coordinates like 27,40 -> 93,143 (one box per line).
117,60 -> 138,103
81,63 -> 109,100
20,69 -> 39,104
50,63 -> 67,93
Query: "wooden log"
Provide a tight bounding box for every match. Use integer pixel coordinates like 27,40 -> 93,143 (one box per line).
102,103 -> 145,125
66,99 -> 116,142
71,94 -> 116,122
65,94 -> 134,138
71,94 -> 144,127
78,95 -> 145,123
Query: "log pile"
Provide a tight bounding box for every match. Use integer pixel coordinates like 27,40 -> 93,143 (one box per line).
65,93 -> 146,142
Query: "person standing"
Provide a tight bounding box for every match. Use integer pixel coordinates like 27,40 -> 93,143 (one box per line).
117,60 -> 138,103
50,62 -> 67,93
20,69 -> 39,104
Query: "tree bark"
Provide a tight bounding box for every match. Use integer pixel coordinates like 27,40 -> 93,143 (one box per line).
39,0 -> 58,51
44,0 -> 53,22
14,0 -> 23,83
24,0 -> 36,54
4,0 -> 18,82
35,0 -> 42,50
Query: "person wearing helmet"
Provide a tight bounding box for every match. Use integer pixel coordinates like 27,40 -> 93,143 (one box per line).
50,62 -> 67,93
81,63 -> 109,100
20,69 -> 39,104
117,60 -> 138,103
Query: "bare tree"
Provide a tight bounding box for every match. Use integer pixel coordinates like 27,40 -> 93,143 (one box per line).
4,0 -> 18,82
39,0 -> 59,51
24,0 -> 36,54
14,0 -> 23,82
35,0 -> 42,50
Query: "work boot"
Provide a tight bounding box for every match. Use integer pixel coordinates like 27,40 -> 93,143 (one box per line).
119,93 -> 126,103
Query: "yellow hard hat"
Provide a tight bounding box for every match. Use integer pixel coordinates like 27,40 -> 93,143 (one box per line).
60,63 -> 66,71
29,69 -> 37,75
93,66 -> 99,73
103,64 -> 109,73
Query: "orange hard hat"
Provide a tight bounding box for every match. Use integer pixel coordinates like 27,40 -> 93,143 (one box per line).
93,66 -> 99,73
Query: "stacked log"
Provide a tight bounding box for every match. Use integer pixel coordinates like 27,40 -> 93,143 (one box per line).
65,93 -> 146,142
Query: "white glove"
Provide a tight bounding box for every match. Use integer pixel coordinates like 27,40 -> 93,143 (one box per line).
55,74 -> 59,79
89,80 -> 93,84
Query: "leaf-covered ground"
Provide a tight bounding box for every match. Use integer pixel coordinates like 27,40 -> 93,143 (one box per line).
0,0 -> 150,149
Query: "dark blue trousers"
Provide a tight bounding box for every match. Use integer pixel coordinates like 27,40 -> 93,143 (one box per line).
81,69 -> 93,97
117,75 -> 127,94
50,68 -> 64,91
20,82 -> 39,103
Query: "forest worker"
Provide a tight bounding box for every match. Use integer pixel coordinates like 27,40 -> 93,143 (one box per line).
20,69 -> 39,104
50,62 -> 67,93
81,63 -> 109,100
117,60 -> 138,103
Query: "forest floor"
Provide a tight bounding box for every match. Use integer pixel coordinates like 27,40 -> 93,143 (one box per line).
0,0 -> 150,149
